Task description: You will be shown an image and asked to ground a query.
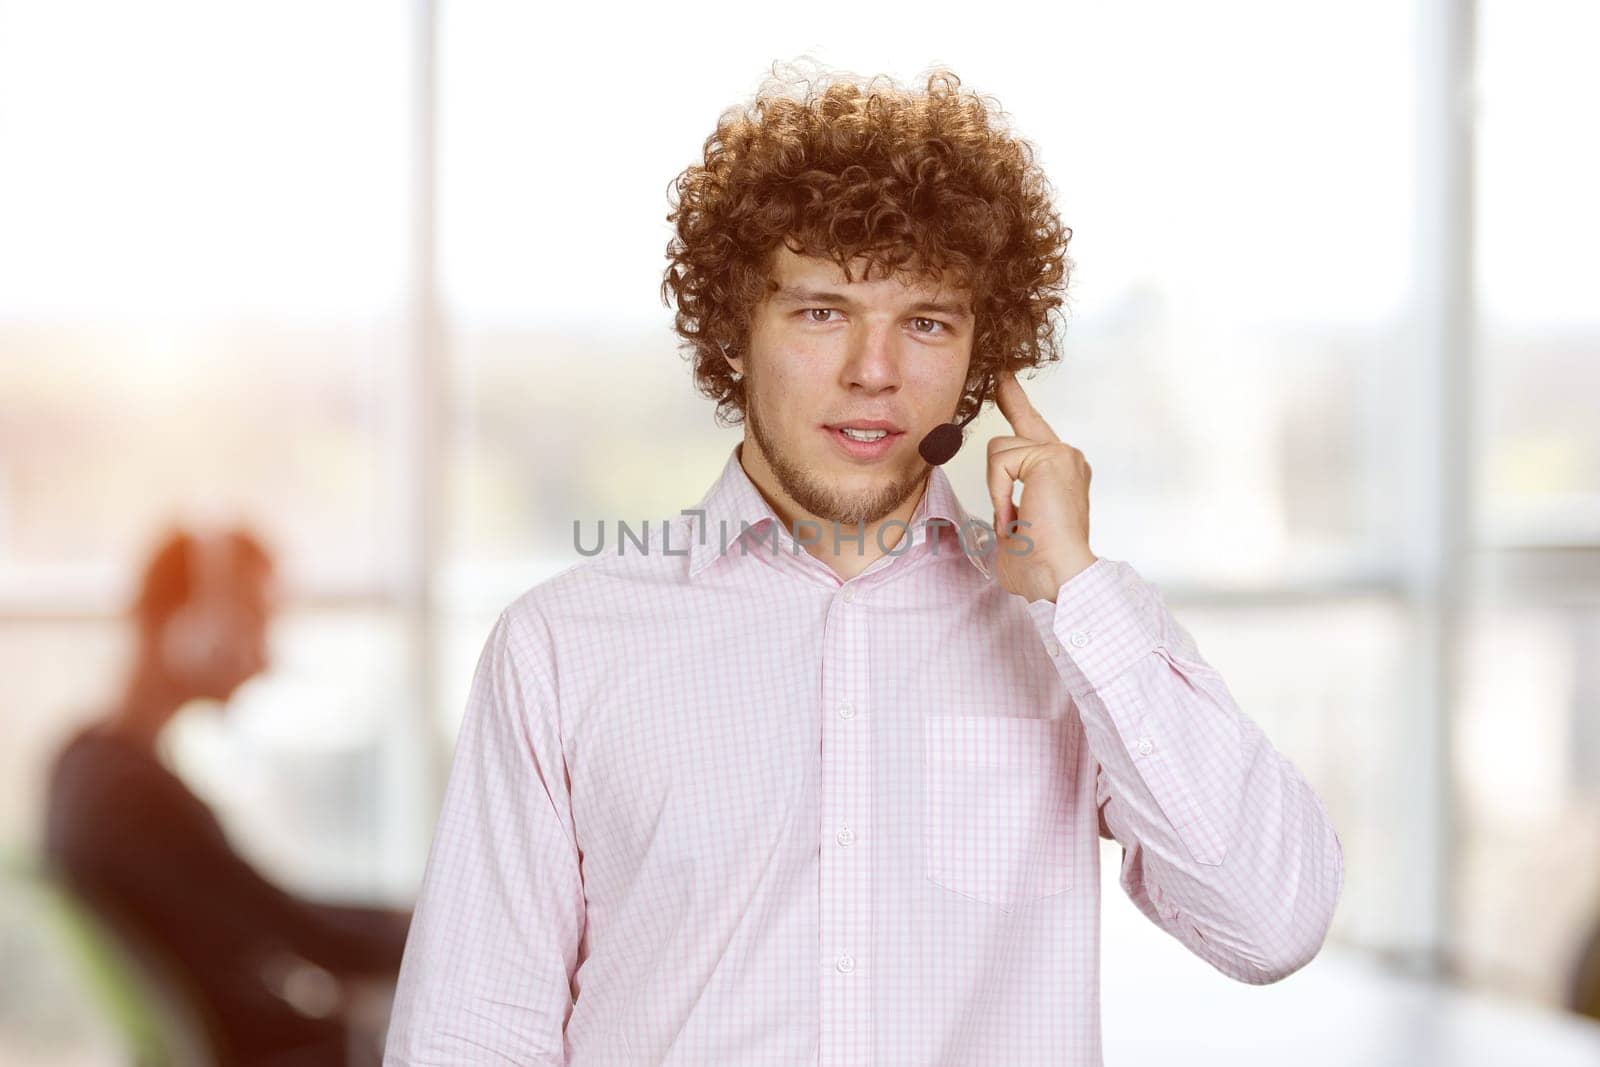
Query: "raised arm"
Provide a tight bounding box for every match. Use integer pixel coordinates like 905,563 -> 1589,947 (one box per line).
384,606 -> 586,1065
1025,557 -> 1345,984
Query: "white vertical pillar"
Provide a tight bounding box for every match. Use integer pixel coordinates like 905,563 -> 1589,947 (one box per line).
1396,0 -> 1477,979
382,0 -> 447,899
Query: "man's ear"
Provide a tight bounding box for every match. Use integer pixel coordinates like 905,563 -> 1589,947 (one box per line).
720,341 -> 744,379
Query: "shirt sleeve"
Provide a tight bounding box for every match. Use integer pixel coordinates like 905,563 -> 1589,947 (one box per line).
384,605 -> 586,1065
1024,558 -> 1345,985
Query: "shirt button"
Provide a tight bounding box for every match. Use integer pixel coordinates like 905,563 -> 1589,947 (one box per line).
1045,639 -> 1061,656
1137,737 -> 1155,756
842,585 -> 856,603
836,954 -> 856,973
835,827 -> 855,846
1069,630 -> 1091,647
837,700 -> 856,719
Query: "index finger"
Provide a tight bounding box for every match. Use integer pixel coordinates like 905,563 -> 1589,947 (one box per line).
993,370 -> 1059,444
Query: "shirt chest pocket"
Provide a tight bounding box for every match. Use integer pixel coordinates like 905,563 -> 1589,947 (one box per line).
924,714 -> 1081,913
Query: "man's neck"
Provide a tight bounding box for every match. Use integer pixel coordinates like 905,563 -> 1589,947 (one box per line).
736,440 -> 928,582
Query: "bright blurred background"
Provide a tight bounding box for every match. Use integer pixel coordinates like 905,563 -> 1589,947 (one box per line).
2,0 -> 1598,1063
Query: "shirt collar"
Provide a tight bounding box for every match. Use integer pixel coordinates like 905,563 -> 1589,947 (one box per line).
686,443 -> 993,581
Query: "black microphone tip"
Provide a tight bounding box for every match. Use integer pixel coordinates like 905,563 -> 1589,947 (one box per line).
918,422 -> 963,466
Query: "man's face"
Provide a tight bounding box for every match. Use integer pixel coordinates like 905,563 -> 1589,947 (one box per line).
735,244 -> 976,527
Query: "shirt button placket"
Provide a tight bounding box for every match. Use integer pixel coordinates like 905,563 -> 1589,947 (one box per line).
818,581 -> 870,1065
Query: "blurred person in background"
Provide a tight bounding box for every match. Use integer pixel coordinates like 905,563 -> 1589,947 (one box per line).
41,526 -> 411,1066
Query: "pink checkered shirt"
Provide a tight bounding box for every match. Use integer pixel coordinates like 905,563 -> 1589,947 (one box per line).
384,444 -> 1344,1065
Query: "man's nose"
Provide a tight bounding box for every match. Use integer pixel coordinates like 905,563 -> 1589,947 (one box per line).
842,321 -> 901,393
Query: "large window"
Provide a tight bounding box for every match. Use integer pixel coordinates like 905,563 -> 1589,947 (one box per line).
0,0 -> 423,899
1,4 -> 1596,1056
1458,0 -> 1600,1005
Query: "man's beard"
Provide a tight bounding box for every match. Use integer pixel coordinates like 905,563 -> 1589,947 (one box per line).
746,388 -> 928,528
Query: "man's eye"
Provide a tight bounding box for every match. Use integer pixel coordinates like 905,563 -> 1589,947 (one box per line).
800,309 -> 948,334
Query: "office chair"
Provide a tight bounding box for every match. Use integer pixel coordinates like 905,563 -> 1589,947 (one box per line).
2,849 -> 213,1066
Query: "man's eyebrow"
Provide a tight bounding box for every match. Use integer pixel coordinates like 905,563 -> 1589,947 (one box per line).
773,285 -> 973,320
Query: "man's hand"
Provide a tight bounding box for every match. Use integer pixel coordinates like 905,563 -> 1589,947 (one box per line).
985,370 -> 1097,603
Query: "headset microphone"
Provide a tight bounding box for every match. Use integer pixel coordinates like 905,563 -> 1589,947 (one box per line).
917,369 -> 995,466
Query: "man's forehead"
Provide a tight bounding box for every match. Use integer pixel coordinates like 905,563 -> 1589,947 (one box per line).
768,244 -> 970,300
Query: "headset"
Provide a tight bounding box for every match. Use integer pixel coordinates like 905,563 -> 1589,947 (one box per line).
918,366 -> 997,465
158,530 -> 256,686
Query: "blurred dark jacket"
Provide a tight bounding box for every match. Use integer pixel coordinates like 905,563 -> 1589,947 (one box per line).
1573,911 -> 1600,1023
43,721 -> 411,1066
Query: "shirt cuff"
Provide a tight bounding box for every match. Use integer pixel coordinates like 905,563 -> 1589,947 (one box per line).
1024,558 -> 1162,699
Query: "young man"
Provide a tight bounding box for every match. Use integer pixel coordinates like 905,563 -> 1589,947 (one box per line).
384,67 -> 1343,1065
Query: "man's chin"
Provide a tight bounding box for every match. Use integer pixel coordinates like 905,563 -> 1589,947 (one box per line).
796,460 -> 926,526
814,460 -> 909,492
749,415 -> 925,527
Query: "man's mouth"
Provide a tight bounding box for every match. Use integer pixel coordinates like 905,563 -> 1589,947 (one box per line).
825,419 -> 904,435
823,421 -> 906,459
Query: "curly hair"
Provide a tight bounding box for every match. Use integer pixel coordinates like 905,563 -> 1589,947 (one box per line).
661,61 -> 1074,428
